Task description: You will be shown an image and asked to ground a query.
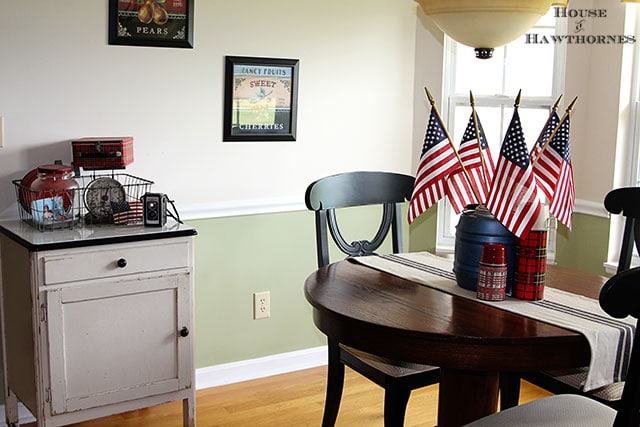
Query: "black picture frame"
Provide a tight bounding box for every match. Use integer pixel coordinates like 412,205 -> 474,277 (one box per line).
108,0 -> 194,49
223,56 -> 299,142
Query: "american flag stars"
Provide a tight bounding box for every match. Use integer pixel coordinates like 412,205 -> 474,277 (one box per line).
549,117 -> 571,161
501,117 -> 530,169
423,111 -> 447,152
462,115 -> 489,150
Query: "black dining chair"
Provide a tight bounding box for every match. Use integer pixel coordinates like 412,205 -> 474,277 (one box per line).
305,171 -> 440,427
507,187 -> 640,410
465,264 -> 640,426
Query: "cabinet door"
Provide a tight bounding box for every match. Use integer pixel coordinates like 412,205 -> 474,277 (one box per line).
45,273 -> 192,415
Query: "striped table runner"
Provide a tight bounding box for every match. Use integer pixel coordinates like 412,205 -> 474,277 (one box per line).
350,251 -> 636,392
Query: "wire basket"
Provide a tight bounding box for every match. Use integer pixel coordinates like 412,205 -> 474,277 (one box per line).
14,179 -> 79,231
14,173 -> 154,231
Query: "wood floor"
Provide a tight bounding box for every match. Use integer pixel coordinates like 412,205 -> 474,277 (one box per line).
25,366 -> 552,427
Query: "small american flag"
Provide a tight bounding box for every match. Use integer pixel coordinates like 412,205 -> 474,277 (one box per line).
531,111 -> 560,199
486,109 -> 541,238
445,111 -> 496,214
111,200 -> 143,225
531,111 -> 559,163
533,116 -> 574,229
408,109 -> 459,224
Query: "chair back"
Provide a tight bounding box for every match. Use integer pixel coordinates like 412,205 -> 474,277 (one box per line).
305,171 -> 414,268
599,266 -> 640,426
604,187 -> 640,273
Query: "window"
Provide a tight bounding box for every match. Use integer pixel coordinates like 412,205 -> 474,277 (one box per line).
629,7 -> 640,188
606,3 -> 640,273
436,9 -> 567,257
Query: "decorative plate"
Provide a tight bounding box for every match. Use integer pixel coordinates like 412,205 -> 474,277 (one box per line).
83,177 -> 126,220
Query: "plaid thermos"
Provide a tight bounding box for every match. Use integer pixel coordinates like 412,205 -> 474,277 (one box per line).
513,206 -> 549,300
476,243 -> 507,301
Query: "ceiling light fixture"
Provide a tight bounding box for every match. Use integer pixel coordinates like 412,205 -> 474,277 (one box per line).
416,0 -> 568,59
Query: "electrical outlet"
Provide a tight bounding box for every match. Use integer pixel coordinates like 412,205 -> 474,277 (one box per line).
253,291 -> 271,319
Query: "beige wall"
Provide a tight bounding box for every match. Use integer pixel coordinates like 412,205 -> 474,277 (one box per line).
4,1 -> 623,216
0,0 -> 420,219
565,0 -> 630,205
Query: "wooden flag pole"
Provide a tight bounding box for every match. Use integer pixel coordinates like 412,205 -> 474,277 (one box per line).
424,87 -> 482,205
529,94 -> 563,160
470,91 -> 490,194
531,96 -> 578,169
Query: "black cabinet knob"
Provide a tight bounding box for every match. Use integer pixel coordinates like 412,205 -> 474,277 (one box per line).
180,326 -> 190,337
117,258 -> 127,268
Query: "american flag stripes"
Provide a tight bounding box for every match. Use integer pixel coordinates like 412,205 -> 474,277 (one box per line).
408,109 -> 460,224
445,111 -> 496,214
531,111 -> 559,164
111,200 -> 144,224
533,116 -> 574,228
486,109 -> 541,238
531,111 -> 560,199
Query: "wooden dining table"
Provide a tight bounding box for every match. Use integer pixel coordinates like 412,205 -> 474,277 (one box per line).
304,258 -> 608,426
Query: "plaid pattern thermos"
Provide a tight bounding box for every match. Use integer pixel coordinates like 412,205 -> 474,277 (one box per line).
476,243 -> 507,301
513,230 -> 548,300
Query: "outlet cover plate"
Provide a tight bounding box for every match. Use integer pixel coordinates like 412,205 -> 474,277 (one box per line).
253,291 -> 270,319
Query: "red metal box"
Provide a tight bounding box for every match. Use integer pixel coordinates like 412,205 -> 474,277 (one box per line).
72,137 -> 134,170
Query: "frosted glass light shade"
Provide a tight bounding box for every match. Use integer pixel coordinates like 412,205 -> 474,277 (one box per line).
416,0 -> 560,58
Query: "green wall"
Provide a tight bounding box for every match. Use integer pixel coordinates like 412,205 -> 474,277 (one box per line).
186,208 -> 607,369
188,205 -> 406,368
408,205 -> 438,253
555,212 -> 611,276
188,211 -> 322,368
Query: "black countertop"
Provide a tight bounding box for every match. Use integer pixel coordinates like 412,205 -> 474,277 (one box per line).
0,220 -> 197,251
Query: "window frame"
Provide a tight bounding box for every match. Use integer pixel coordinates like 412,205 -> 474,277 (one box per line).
436,11 -> 568,257
605,4 -> 640,274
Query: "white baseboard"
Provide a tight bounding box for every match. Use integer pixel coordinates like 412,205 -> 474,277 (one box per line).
195,345 -> 328,390
0,346 -> 328,425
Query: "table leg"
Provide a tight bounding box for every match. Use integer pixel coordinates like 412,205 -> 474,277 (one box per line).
437,369 -> 499,427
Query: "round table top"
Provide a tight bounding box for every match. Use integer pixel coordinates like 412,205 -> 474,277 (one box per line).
304,259 -> 606,372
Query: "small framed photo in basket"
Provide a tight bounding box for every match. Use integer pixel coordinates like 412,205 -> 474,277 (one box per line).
31,197 -> 74,229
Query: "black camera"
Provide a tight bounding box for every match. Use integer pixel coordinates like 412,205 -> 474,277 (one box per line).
142,193 -> 167,227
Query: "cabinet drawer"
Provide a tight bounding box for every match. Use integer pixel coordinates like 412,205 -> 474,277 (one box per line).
40,239 -> 191,285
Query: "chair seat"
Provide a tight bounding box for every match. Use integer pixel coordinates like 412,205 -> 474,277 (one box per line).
464,394 -> 617,426
542,367 -> 624,402
340,344 -> 438,379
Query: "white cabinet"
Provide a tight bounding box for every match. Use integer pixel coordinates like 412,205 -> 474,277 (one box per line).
0,222 -> 197,426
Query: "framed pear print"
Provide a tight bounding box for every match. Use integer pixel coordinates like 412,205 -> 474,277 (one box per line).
108,0 -> 194,48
